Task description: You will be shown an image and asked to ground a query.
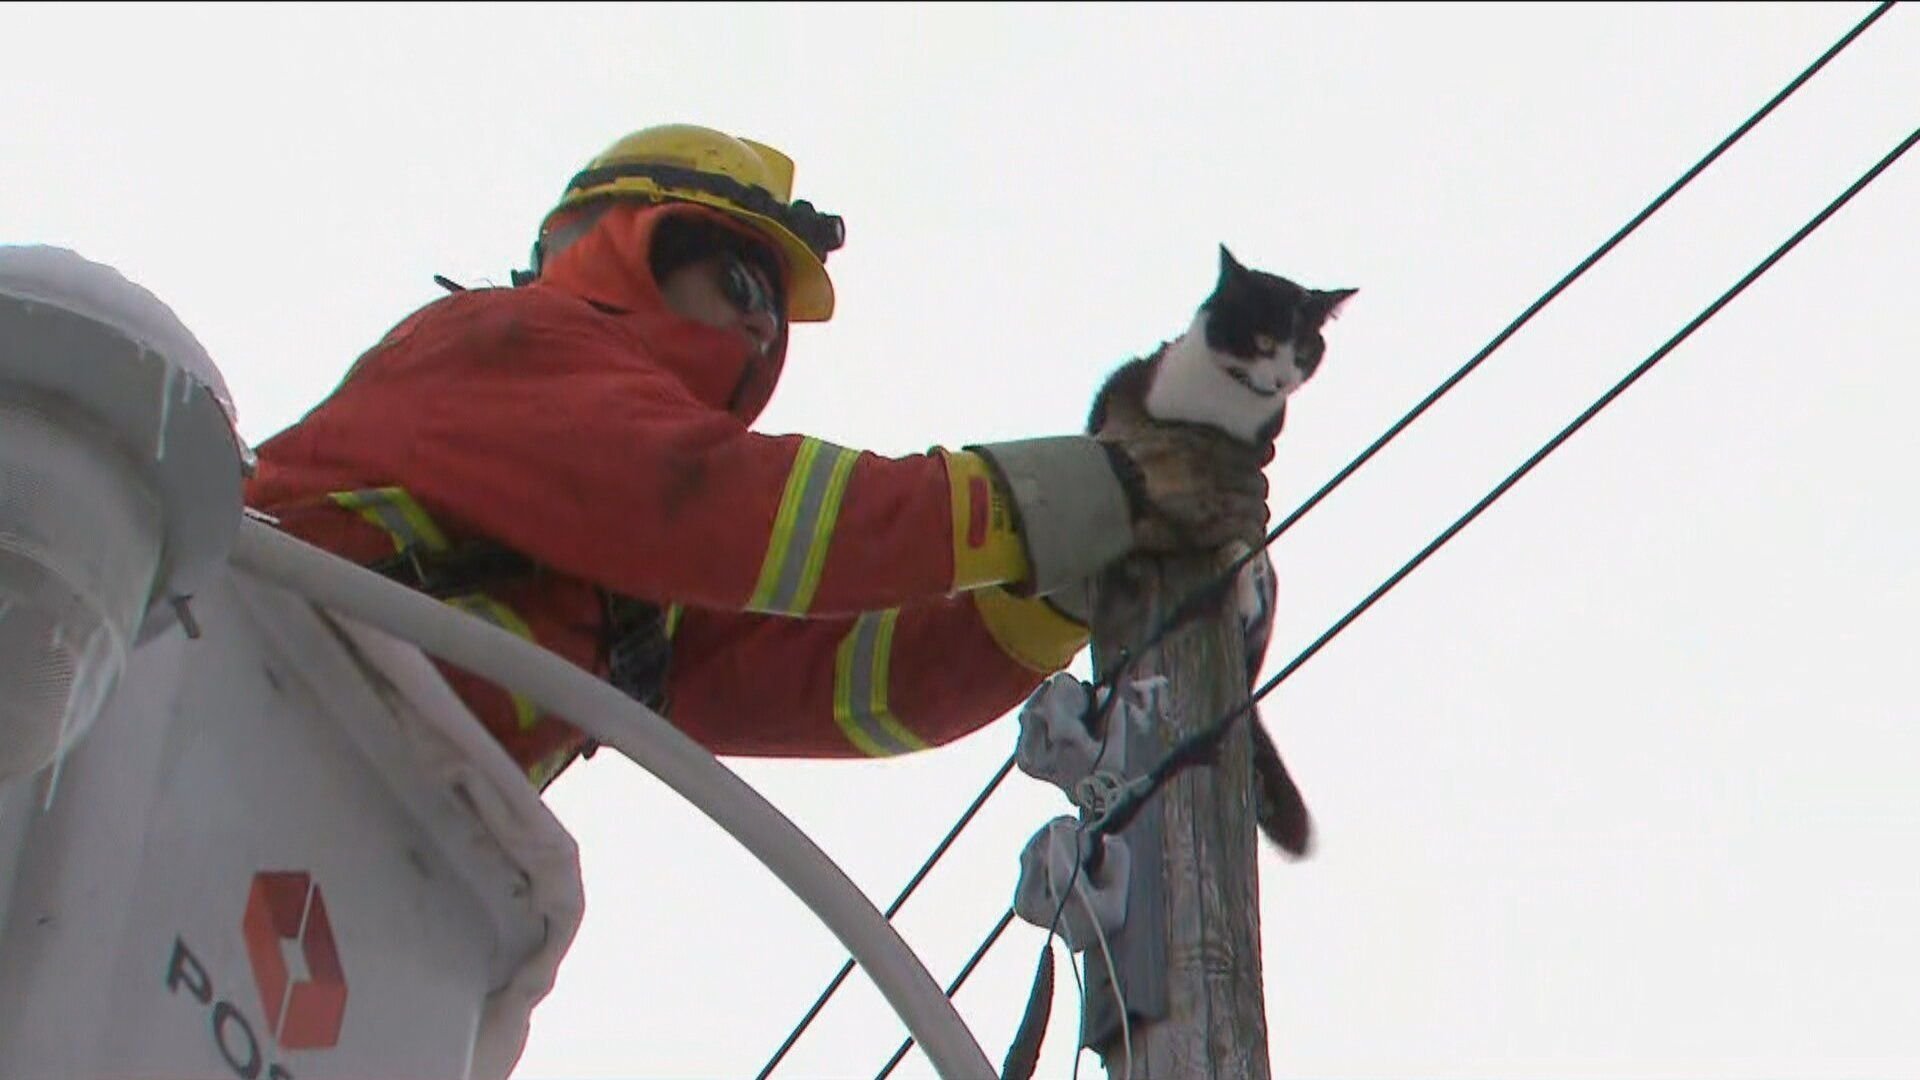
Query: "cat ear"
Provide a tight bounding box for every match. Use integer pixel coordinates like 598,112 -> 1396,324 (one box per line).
1217,244 -> 1248,284
1313,287 -> 1358,321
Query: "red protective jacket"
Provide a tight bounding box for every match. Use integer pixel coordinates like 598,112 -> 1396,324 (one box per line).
245,202 -> 1087,786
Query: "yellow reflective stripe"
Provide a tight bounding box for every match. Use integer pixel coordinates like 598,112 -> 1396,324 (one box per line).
445,594 -> 542,731
664,603 -> 685,640
945,450 -> 1028,591
328,487 -> 451,554
748,439 -> 861,615
526,744 -> 576,791
749,440 -> 820,610
329,489 -> 545,735
832,610 -> 926,757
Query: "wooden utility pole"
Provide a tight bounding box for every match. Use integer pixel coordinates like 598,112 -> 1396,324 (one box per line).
1082,554 -> 1269,1079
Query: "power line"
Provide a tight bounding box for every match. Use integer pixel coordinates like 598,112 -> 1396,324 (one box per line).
1091,120 -> 1920,847
754,755 -> 1018,1080
872,907 -> 1019,1080
754,5 -> 1899,1072
1073,0 -> 1899,742
960,110 -> 1918,1080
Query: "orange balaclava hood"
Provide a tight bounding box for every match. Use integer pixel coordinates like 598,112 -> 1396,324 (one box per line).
535,201 -> 790,424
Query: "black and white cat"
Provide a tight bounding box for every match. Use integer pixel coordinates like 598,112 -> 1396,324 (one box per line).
1089,244 -> 1355,858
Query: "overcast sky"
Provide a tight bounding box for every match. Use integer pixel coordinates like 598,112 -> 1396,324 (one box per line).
8,2 -> 1918,1077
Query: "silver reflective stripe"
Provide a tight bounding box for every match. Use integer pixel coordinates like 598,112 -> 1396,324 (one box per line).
834,610 -> 925,757
358,498 -> 424,552
750,439 -> 859,615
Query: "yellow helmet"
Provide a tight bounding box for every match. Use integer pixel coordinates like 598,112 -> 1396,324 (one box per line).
540,124 -> 844,322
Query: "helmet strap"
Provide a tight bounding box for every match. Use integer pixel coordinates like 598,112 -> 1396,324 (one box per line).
562,162 -> 844,259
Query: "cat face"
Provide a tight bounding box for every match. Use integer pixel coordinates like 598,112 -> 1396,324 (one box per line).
1201,245 -> 1355,398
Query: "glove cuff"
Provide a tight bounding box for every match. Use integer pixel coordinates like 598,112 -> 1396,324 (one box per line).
968,435 -> 1134,596
1041,576 -> 1094,627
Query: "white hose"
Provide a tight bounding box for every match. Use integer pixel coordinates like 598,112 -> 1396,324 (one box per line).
231,519 -> 994,1080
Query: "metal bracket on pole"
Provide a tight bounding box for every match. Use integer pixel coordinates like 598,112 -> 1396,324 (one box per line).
1010,669 -> 1176,1048
1075,672 -> 1173,1053
1011,816 -> 1131,955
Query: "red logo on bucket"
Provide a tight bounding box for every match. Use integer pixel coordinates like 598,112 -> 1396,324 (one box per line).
241,871 -> 347,1050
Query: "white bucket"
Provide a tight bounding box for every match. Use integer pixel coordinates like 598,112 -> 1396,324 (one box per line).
0,398 -> 161,780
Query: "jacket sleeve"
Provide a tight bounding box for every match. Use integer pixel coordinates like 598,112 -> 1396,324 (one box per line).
377,298 -> 1034,616
662,586 -> 1089,758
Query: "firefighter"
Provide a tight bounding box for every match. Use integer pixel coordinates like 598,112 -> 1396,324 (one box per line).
244,124 -> 1270,789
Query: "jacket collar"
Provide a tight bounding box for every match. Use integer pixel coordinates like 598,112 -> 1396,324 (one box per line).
534,201 -> 788,424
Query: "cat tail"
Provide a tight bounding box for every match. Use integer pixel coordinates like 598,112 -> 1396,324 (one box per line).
1250,709 -> 1313,859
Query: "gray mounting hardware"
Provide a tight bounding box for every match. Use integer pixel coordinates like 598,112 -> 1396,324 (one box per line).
1015,672 -> 1112,789
1011,816 -> 1131,954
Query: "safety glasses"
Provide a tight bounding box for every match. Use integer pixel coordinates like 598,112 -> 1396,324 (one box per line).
721,254 -> 782,324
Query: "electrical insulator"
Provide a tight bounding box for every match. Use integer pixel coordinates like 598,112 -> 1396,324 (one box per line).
1015,672 -> 1106,789
1011,816 -> 1131,953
